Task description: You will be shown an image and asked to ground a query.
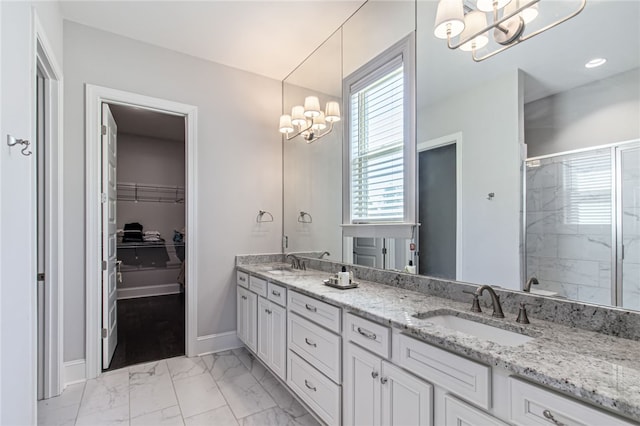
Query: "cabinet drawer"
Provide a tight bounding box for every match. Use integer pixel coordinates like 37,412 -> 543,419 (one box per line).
289,312 -> 341,383
509,377 -> 635,426
267,282 -> 287,306
236,271 -> 249,288
345,313 -> 390,359
398,334 -> 491,409
249,275 -> 267,298
444,394 -> 509,426
288,351 -> 341,426
288,290 -> 341,332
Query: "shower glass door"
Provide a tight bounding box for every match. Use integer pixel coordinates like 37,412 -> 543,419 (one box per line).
619,144 -> 640,310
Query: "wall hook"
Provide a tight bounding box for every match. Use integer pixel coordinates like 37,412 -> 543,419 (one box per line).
487,192 -> 495,201
7,135 -> 32,156
298,211 -> 313,223
256,210 -> 274,223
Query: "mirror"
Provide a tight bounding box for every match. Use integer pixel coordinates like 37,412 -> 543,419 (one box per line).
282,0 -> 640,311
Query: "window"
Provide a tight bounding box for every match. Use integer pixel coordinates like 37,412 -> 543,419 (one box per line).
562,151 -> 611,226
343,35 -> 415,230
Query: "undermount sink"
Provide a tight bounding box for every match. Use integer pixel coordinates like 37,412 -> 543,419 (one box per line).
416,313 -> 534,347
265,267 -> 299,275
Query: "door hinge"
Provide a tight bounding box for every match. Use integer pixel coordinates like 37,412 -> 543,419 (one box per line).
101,193 -> 107,203
102,328 -> 108,338
37,273 -> 45,282
382,247 -> 388,255
101,125 -> 107,136
102,260 -> 107,271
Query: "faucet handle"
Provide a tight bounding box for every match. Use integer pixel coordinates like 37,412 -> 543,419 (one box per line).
516,302 -> 530,324
462,290 -> 482,313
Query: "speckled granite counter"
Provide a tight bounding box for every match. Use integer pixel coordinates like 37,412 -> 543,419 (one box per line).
237,262 -> 640,423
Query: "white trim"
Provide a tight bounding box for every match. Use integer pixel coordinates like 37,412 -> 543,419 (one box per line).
85,85 -> 198,379
117,284 -> 182,300
196,331 -> 243,356
417,132 -> 463,280
341,223 -> 418,238
63,359 -> 86,387
34,10 -> 64,400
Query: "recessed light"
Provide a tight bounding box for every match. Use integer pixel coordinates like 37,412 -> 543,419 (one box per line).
585,58 -> 607,69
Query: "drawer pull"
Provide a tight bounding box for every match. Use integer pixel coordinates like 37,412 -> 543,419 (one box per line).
272,290 -> 281,297
265,308 -> 272,314
304,337 -> 317,347
357,327 -> 377,340
305,304 -> 317,312
239,276 -> 246,282
543,410 -> 566,426
304,379 -> 317,392
371,371 -> 379,379
241,295 -> 247,300
380,377 -> 388,384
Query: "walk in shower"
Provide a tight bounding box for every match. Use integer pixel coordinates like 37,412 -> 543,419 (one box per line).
525,140 -> 640,310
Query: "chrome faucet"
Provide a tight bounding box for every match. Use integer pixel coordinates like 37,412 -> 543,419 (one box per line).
523,277 -> 539,292
476,285 -> 505,318
319,251 -> 330,259
286,254 -> 306,270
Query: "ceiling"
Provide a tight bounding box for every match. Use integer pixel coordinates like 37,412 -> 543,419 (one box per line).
59,0 -> 365,82
109,103 -> 185,142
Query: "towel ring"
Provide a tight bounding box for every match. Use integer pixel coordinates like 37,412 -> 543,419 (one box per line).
256,210 -> 274,223
298,211 -> 313,224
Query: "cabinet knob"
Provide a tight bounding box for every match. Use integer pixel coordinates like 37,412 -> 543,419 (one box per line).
380,377 -> 388,384
543,409 -> 565,426
371,371 -> 379,379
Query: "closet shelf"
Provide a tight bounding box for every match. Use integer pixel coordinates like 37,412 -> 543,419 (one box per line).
117,182 -> 185,204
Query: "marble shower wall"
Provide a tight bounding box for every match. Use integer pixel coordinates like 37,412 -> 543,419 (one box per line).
526,149 -> 614,305
526,146 -> 640,311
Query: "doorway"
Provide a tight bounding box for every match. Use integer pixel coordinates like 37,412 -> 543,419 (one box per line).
102,103 -> 187,371
85,85 -> 199,380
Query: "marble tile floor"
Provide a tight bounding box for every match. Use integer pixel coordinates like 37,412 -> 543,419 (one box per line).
38,348 -> 321,426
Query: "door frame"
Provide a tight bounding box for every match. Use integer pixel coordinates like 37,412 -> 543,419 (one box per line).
417,132 -> 463,280
85,85 -> 198,379
34,11 -> 64,399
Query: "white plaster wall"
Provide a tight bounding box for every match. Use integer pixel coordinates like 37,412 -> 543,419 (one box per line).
63,21 -> 282,362
525,68 -> 640,157
418,71 -> 523,289
1,2 -> 63,423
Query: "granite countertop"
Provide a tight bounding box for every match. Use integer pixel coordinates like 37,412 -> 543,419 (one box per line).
237,262 -> 640,423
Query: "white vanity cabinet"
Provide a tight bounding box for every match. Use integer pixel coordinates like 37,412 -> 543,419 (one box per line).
236,285 -> 257,352
444,394 -> 509,426
344,314 -> 433,426
287,290 -> 342,425
257,296 -> 287,381
509,377 -> 635,426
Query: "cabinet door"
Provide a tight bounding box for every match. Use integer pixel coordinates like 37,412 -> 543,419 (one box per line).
270,303 -> 287,381
246,290 -> 258,353
257,296 -> 271,364
381,361 -> 433,426
237,287 -> 247,344
344,343 -> 381,426
444,394 -> 509,426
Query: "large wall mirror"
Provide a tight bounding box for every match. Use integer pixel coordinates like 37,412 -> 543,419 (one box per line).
282,0 -> 640,311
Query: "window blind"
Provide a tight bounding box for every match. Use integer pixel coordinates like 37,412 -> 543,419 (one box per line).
350,65 -> 404,222
562,152 -> 611,225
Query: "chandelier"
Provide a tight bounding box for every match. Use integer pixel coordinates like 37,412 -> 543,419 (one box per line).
434,0 -> 586,61
278,96 -> 341,144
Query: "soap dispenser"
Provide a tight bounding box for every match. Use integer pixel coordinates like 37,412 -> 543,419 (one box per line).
404,260 -> 416,274
338,266 -> 350,287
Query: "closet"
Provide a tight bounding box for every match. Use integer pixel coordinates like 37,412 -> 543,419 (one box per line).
106,103 -> 186,371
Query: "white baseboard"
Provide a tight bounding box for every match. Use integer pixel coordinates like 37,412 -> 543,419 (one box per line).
196,331 -> 243,356
117,283 -> 182,300
63,359 -> 86,386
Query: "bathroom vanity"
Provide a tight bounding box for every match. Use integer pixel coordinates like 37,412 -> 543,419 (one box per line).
235,256 -> 640,426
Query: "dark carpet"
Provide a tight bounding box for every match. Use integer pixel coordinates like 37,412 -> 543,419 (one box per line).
104,293 -> 185,372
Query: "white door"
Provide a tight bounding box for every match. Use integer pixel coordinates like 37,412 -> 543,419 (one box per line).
101,104 -> 118,369
381,361 -> 433,426
270,303 -> 287,381
343,342 -> 381,426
